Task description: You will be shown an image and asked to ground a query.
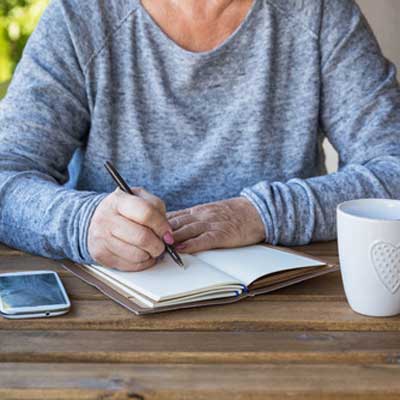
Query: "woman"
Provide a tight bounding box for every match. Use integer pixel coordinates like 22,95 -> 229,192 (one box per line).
0,0 -> 399,271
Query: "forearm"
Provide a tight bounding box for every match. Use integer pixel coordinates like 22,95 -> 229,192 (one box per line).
242,0 -> 400,247
241,156 -> 400,245
0,168 -> 106,263
0,0 -> 106,262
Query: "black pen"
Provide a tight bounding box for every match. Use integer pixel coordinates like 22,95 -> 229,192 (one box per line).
104,161 -> 185,269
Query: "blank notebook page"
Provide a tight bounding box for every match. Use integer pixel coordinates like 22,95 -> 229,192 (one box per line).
88,253 -> 241,302
194,245 -> 326,287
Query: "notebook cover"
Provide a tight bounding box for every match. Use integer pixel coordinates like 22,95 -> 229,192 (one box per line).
60,245 -> 339,315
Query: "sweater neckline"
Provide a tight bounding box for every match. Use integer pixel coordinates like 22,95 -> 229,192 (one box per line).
138,0 -> 259,58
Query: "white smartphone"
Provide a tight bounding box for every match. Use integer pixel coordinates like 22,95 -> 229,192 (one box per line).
0,270 -> 71,319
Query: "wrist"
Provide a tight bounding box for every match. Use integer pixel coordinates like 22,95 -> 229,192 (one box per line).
240,188 -> 273,245
238,196 -> 266,242
77,192 -> 108,264
227,196 -> 266,244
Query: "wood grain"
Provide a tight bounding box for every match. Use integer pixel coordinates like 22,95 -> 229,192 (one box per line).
0,248 -> 345,301
0,255 -> 67,274
0,244 -> 25,256
255,271 -> 345,301
0,363 -> 399,400
0,330 -> 399,364
294,241 -> 339,257
0,300 -> 399,331
1,241 -> 398,399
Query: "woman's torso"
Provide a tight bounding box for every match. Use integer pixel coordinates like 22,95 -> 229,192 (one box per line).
75,0 -> 326,210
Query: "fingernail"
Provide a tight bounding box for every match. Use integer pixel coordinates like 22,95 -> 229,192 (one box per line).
175,243 -> 186,250
163,231 -> 175,245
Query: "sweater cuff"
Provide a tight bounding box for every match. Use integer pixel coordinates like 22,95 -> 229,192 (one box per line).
76,192 -> 108,264
240,187 -> 273,244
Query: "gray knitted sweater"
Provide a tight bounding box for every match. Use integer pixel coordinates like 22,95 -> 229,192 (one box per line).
1,0 -> 400,264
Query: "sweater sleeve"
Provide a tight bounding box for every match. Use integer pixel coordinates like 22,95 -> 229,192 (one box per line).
240,0 -> 400,245
0,0 -> 106,263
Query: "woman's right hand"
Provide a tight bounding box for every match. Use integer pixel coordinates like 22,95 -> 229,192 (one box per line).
88,187 -> 174,271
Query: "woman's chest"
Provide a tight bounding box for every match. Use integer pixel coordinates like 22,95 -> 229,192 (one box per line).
139,0 -> 255,53
84,6 -> 322,155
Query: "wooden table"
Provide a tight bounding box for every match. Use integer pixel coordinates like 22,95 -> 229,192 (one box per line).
0,241 -> 399,399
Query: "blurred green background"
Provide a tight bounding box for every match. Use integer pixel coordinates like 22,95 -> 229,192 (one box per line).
0,0 -> 48,97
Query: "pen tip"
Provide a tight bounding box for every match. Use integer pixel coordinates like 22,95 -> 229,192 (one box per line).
176,255 -> 185,268
165,244 -> 185,268
177,257 -> 184,266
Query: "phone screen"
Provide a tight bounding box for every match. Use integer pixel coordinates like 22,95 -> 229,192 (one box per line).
0,273 -> 68,312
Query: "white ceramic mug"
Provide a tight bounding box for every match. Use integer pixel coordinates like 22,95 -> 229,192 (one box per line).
337,199 -> 400,317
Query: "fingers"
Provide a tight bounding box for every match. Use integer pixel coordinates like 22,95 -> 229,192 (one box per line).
172,222 -> 209,243
109,215 -> 165,258
168,214 -> 195,231
176,232 -> 217,254
88,189 -> 171,272
166,208 -> 191,220
131,187 -> 166,214
105,235 -> 151,264
102,244 -> 157,272
115,189 -> 172,240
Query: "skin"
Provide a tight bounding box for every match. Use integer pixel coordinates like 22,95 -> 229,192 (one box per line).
167,198 -> 266,254
141,0 -> 254,53
88,187 -> 173,271
88,0 -> 266,271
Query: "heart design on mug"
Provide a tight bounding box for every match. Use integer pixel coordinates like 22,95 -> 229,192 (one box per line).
370,241 -> 400,295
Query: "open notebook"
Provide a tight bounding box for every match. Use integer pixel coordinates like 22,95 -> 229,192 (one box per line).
62,244 -> 338,315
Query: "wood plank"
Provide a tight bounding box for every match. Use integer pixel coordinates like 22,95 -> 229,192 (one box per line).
0,255 -> 67,275
295,241 -> 339,254
0,330 -> 399,364
0,256 -> 103,300
0,244 -> 26,256
60,276 -> 106,300
257,271 -> 345,301
0,300 -> 399,331
0,363 -> 399,399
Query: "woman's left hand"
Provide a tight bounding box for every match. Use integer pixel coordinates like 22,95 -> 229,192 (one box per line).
167,197 -> 266,253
